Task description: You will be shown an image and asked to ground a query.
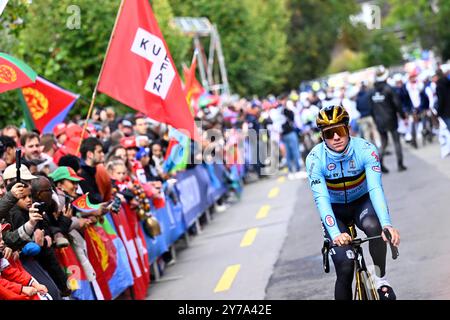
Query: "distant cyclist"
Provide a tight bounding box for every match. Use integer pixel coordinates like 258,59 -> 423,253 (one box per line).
305,105 -> 400,300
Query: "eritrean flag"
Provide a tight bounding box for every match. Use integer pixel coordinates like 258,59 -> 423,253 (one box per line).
72,193 -> 100,214
102,214 -> 134,299
55,245 -> 96,300
0,52 -> 37,94
19,76 -> 79,134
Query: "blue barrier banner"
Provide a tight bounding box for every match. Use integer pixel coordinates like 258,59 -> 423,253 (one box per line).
212,164 -> 228,201
194,165 -> 212,208
176,169 -> 203,227
176,165 -> 230,227
142,216 -> 169,264
195,165 -> 215,208
154,204 -> 173,249
165,197 -> 186,244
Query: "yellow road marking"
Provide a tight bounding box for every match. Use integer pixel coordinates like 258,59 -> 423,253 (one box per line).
214,264 -> 241,293
268,187 -> 279,199
256,205 -> 271,219
282,167 -> 288,174
277,176 -> 286,183
240,228 -> 259,247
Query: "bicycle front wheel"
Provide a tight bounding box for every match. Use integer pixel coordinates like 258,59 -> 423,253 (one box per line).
359,270 -> 379,300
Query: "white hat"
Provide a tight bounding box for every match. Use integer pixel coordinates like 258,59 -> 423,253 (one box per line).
375,66 -> 389,82
441,64 -> 450,74
2,164 -> 38,181
393,73 -> 403,83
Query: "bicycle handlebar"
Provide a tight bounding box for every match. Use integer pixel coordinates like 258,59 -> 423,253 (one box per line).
383,228 -> 399,260
325,235 -> 382,250
322,239 -> 331,273
321,229 -> 399,272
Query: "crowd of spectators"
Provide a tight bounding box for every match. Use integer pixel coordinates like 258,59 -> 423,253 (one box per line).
0,59 -> 448,300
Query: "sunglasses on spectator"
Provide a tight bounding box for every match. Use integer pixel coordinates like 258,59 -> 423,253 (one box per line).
322,125 -> 348,140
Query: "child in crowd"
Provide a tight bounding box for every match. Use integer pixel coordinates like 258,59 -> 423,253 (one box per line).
0,223 -> 50,300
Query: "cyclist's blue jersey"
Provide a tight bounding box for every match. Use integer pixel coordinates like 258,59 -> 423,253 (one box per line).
305,137 -> 392,240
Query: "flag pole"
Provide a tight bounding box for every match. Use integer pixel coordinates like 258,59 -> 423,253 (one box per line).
77,0 -> 125,153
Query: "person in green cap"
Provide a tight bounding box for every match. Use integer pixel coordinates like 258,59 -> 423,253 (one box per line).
49,167 -> 97,293
49,166 -> 84,200
49,167 -> 93,228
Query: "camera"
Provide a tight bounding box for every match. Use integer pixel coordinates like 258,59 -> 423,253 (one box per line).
35,202 -> 46,216
64,194 -> 73,207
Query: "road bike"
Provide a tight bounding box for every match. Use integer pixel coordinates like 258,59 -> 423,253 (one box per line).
321,226 -> 399,300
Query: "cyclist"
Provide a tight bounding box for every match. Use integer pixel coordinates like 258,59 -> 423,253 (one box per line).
305,105 -> 400,300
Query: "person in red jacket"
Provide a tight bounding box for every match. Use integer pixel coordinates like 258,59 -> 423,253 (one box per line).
0,223 -> 49,300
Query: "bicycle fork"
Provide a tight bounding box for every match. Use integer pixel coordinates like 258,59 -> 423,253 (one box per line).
353,246 -> 379,300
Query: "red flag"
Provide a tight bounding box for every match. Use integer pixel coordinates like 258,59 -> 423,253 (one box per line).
20,76 -> 79,134
121,202 -> 151,287
183,55 -> 205,114
110,204 -> 149,300
98,0 -> 197,139
183,55 -> 196,96
84,225 -> 118,300
183,57 -> 204,98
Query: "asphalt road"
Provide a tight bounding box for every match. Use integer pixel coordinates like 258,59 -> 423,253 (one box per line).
147,139 -> 450,300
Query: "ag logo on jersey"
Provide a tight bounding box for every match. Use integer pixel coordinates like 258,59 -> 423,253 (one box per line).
327,163 -> 336,171
325,215 -> 335,227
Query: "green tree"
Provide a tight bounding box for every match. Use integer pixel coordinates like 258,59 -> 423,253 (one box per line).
340,21 -> 368,52
151,0 -> 191,74
0,0 -> 195,127
246,0 -> 291,94
0,0 -> 30,38
326,49 -> 367,74
0,0 -> 32,128
3,0 -> 122,120
362,29 -> 403,67
286,0 -> 360,86
385,0 -> 450,60
169,0 -> 291,96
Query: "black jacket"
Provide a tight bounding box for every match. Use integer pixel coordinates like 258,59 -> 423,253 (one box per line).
369,81 -> 406,132
281,107 -> 296,136
4,205 -> 41,251
78,162 -> 103,204
356,89 -> 371,118
8,204 -> 69,293
0,192 -> 18,221
436,76 -> 450,119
